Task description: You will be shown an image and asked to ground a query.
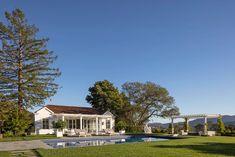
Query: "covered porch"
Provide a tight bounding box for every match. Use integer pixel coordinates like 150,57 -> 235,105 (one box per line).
54,113 -> 114,135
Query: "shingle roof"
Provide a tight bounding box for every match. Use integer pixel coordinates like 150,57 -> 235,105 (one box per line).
45,105 -> 99,115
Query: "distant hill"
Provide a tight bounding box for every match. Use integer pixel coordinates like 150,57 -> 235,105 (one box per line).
149,115 -> 235,129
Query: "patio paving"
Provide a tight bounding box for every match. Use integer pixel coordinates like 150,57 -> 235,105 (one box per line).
0,140 -> 52,151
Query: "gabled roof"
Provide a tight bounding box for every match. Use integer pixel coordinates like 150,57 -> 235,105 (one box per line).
103,110 -> 115,117
45,104 -> 100,115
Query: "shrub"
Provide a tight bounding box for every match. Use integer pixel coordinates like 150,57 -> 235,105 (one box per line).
126,125 -> 143,133
217,116 -> 225,134
152,128 -> 161,133
3,131 -> 13,137
52,120 -> 66,131
115,121 -> 127,131
161,129 -> 168,133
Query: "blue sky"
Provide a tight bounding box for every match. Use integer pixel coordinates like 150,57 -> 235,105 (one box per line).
1,0 -> 235,122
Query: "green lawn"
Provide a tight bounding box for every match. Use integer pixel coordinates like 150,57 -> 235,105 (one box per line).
0,151 -> 10,157
0,134 -> 58,142
37,136 -> 235,157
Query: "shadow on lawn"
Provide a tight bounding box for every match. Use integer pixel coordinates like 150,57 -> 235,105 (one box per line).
153,142 -> 235,156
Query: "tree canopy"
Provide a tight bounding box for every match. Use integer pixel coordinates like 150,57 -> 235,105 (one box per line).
0,9 -> 60,135
86,80 -> 126,118
0,9 -> 61,110
122,82 -> 179,126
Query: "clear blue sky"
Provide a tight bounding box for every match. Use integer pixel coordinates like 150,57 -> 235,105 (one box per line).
1,0 -> 235,122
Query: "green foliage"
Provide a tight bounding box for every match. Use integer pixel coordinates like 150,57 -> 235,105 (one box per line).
194,124 -> 204,132
152,128 -> 168,133
0,9 -> 60,109
217,116 -> 225,134
52,120 -> 66,130
122,82 -> 179,126
183,118 -> 189,131
152,128 -> 161,133
115,121 -> 127,131
3,110 -> 33,136
168,123 -> 173,133
125,125 -> 143,133
3,131 -> 14,137
86,80 -> 127,119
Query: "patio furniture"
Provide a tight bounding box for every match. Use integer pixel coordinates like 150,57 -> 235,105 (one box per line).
119,130 -> 125,135
180,130 -> 188,136
67,129 -> 76,136
74,129 -> 91,137
207,131 -> 216,136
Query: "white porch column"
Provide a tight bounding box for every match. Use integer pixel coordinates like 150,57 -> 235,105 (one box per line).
96,117 -> 98,135
204,116 -> 207,135
62,115 -> 65,133
80,116 -> 83,130
171,118 -> 174,134
110,118 -> 113,130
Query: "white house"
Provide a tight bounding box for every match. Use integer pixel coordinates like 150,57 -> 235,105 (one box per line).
34,104 -> 115,135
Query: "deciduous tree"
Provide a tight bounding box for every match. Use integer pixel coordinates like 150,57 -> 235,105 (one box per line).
122,82 -> 179,126
86,80 -> 126,119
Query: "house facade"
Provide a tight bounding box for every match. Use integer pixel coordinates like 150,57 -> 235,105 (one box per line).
34,105 -> 115,135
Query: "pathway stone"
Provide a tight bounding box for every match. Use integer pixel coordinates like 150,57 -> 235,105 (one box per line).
0,140 -> 51,151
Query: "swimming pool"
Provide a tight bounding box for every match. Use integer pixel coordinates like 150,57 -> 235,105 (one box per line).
44,136 -> 168,148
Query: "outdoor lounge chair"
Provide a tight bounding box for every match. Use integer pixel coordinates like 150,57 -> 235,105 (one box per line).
180,130 -> 188,135
66,129 -> 76,136
104,129 -> 120,136
75,129 -> 91,137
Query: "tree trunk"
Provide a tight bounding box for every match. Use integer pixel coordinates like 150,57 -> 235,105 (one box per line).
18,34 -> 23,112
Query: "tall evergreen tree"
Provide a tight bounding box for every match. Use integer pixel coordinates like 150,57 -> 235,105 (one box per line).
0,9 -> 60,111
217,116 -> 225,134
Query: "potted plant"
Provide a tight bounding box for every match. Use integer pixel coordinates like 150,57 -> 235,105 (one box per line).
53,120 -> 66,137
116,121 -> 126,135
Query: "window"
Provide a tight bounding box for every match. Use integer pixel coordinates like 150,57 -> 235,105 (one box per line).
69,120 -> 73,129
66,119 -> 77,129
76,119 -> 80,129
42,119 -> 49,129
72,120 -> 76,129
106,120 -> 111,129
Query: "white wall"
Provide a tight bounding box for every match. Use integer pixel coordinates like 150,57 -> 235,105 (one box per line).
34,107 -> 55,134
99,117 -> 115,130
35,107 -> 116,134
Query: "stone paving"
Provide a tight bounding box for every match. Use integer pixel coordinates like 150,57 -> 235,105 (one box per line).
0,140 -> 51,151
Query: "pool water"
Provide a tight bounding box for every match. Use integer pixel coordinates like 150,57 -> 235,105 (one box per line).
44,136 -> 168,148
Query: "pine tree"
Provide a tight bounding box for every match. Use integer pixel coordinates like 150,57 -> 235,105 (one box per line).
0,9 -> 61,111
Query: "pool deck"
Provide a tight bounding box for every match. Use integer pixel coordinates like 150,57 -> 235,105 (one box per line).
0,140 -> 52,151
0,134 -> 181,151
0,135 -> 131,151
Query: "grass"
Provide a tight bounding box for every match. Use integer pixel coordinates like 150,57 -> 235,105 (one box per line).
0,151 -> 10,157
0,134 -> 58,142
36,136 -> 235,157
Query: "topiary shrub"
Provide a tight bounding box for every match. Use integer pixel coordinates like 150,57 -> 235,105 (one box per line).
115,121 -> 127,131
52,120 -> 66,131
